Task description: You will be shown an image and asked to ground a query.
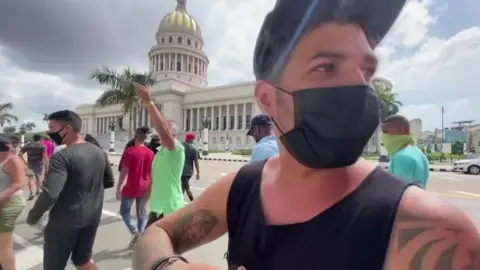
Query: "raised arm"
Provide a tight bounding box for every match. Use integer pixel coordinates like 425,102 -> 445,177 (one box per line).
384,186 -> 480,269
132,172 -> 236,270
135,84 -> 176,151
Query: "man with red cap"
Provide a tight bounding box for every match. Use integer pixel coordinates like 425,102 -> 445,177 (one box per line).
181,132 -> 199,201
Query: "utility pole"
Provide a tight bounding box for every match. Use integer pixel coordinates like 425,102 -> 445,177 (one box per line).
441,106 -> 444,142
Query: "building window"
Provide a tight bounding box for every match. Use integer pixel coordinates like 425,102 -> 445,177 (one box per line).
237,115 -> 242,129
195,42 -> 198,48
222,116 -> 226,130
246,115 -> 251,129
215,117 -> 219,130
230,116 -> 235,130
178,37 -> 182,44
188,64 -> 192,72
169,37 -> 173,43
187,39 -> 191,46
160,62 -> 164,70
177,61 -> 181,71
194,65 -> 198,75
161,37 -> 164,43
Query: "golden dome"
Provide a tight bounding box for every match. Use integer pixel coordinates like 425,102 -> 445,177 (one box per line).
158,0 -> 202,37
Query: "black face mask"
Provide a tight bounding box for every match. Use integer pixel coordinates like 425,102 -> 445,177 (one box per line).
273,85 -> 379,169
47,127 -> 66,146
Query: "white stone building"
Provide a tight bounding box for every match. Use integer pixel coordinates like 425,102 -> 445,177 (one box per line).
76,0 -> 260,150
76,0 -> 388,151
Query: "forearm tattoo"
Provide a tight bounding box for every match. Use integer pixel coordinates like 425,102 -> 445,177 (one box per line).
164,209 -> 219,254
389,210 -> 480,270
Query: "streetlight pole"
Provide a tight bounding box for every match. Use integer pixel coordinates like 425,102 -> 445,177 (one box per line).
441,106 -> 444,142
201,115 -> 211,156
19,125 -> 26,147
108,121 -> 116,153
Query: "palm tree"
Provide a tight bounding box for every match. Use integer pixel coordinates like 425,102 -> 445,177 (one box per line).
90,67 -> 156,137
24,122 -> 36,132
373,80 -> 402,154
0,102 -> 18,127
42,113 -> 49,122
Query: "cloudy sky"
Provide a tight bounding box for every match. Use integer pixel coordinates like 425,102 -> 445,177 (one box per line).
0,0 -> 479,132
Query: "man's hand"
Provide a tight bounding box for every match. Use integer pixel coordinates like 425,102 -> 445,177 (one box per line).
196,174 -> 200,180
135,84 -> 153,104
116,188 -> 122,200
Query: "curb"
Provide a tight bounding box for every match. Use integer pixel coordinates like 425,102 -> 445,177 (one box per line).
199,157 -> 248,162
380,166 -> 453,172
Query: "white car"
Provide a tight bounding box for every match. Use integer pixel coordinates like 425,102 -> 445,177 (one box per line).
453,158 -> 480,175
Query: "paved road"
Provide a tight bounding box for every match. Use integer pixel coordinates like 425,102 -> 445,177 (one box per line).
13,160 -> 480,269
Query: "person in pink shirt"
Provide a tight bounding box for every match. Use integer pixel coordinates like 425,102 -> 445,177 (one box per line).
41,136 -> 54,158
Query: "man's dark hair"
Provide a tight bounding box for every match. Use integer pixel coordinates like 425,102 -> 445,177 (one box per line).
33,134 -> 42,141
48,110 -> 82,133
135,126 -> 150,141
253,0 -> 405,80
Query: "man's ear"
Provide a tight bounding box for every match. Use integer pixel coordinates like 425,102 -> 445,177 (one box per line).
255,80 -> 276,116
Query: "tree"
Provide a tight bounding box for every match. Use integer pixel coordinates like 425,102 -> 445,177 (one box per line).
0,102 -> 18,127
24,122 -> 36,132
3,126 -> 16,133
451,141 -> 464,155
372,80 -> 402,154
42,113 -> 49,122
90,67 -> 156,137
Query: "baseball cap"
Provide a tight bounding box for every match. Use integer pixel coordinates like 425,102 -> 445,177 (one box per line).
253,0 -> 406,81
185,132 -> 196,142
247,114 -> 273,136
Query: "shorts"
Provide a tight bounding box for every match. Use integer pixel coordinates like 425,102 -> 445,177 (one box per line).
26,165 -> 45,180
181,175 -> 192,192
0,195 -> 26,233
43,224 -> 99,270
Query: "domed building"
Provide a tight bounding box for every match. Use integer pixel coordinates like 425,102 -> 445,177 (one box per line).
76,0 -> 260,150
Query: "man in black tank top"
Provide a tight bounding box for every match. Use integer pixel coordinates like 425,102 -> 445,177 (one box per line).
132,1 -> 480,269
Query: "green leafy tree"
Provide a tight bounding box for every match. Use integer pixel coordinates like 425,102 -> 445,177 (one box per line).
3,126 -> 16,133
42,113 -> 49,122
372,80 -> 402,154
451,141 -> 464,155
24,122 -> 36,132
0,102 -> 18,127
90,67 -> 156,137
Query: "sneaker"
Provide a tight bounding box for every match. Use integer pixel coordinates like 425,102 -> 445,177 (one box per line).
128,232 -> 140,250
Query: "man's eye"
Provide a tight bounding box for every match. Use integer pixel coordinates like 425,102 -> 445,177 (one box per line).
314,63 -> 336,72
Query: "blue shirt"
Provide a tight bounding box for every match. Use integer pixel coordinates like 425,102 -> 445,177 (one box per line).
388,146 -> 430,188
250,135 -> 279,162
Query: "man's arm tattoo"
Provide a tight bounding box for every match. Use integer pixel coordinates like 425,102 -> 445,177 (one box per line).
165,209 -> 219,254
390,210 -> 480,270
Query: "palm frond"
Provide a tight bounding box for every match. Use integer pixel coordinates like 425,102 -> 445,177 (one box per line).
0,113 -> 18,122
95,89 -> 127,107
0,102 -> 14,112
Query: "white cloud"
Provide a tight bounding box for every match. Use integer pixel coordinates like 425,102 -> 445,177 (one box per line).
1,0 -> 479,134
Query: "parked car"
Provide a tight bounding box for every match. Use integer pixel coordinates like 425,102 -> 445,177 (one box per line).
377,155 -> 390,170
453,158 -> 480,175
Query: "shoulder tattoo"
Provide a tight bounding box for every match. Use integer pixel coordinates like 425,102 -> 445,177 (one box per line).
166,209 -> 219,254
388,209 -> 480,270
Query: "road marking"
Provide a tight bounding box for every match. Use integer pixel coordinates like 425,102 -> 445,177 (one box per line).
440,176 -> 461,181
191,187 -> 206,191
451,191 -> 480,198
14,234 -> 44,270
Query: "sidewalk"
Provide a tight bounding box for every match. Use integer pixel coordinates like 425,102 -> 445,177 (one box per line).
107,153 -> 455,172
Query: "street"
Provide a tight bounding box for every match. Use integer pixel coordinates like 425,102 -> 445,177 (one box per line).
12,159 -> 480,269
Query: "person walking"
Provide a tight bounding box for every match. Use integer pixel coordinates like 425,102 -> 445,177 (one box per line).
117,126 -> 154,249
84,134 -> 102,148
19,134 -> 49,200
27,110 -> 114,270
246,114 -> 279,162
181,132 -> 200,202
0,135 -> 26,270
147,134 -> 161,155
132,85 -> 185,227
41,136 -> 55,159
381,115 -> 430,188
133,1 -> 479,269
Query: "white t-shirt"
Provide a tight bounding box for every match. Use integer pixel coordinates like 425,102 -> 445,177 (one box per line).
53,145 -> 66,153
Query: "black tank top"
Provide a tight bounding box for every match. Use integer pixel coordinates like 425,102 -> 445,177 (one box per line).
226,161 -> 414,270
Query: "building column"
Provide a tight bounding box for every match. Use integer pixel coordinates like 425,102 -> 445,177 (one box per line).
183,110 -> 187,131
234,104 -> 238,130
242,103 -> 247,130
211,106 -> 215,130
189,109 -> 193,131
218,106 -> 222,130
196,108 -> 200,131
226,105 -> 230,131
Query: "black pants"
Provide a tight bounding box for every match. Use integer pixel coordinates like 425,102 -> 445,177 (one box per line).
146,212 -> 164,228
43,224 -> 99,270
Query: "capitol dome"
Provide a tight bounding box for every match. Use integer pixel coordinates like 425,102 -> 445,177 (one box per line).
157,0 -> 202,39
